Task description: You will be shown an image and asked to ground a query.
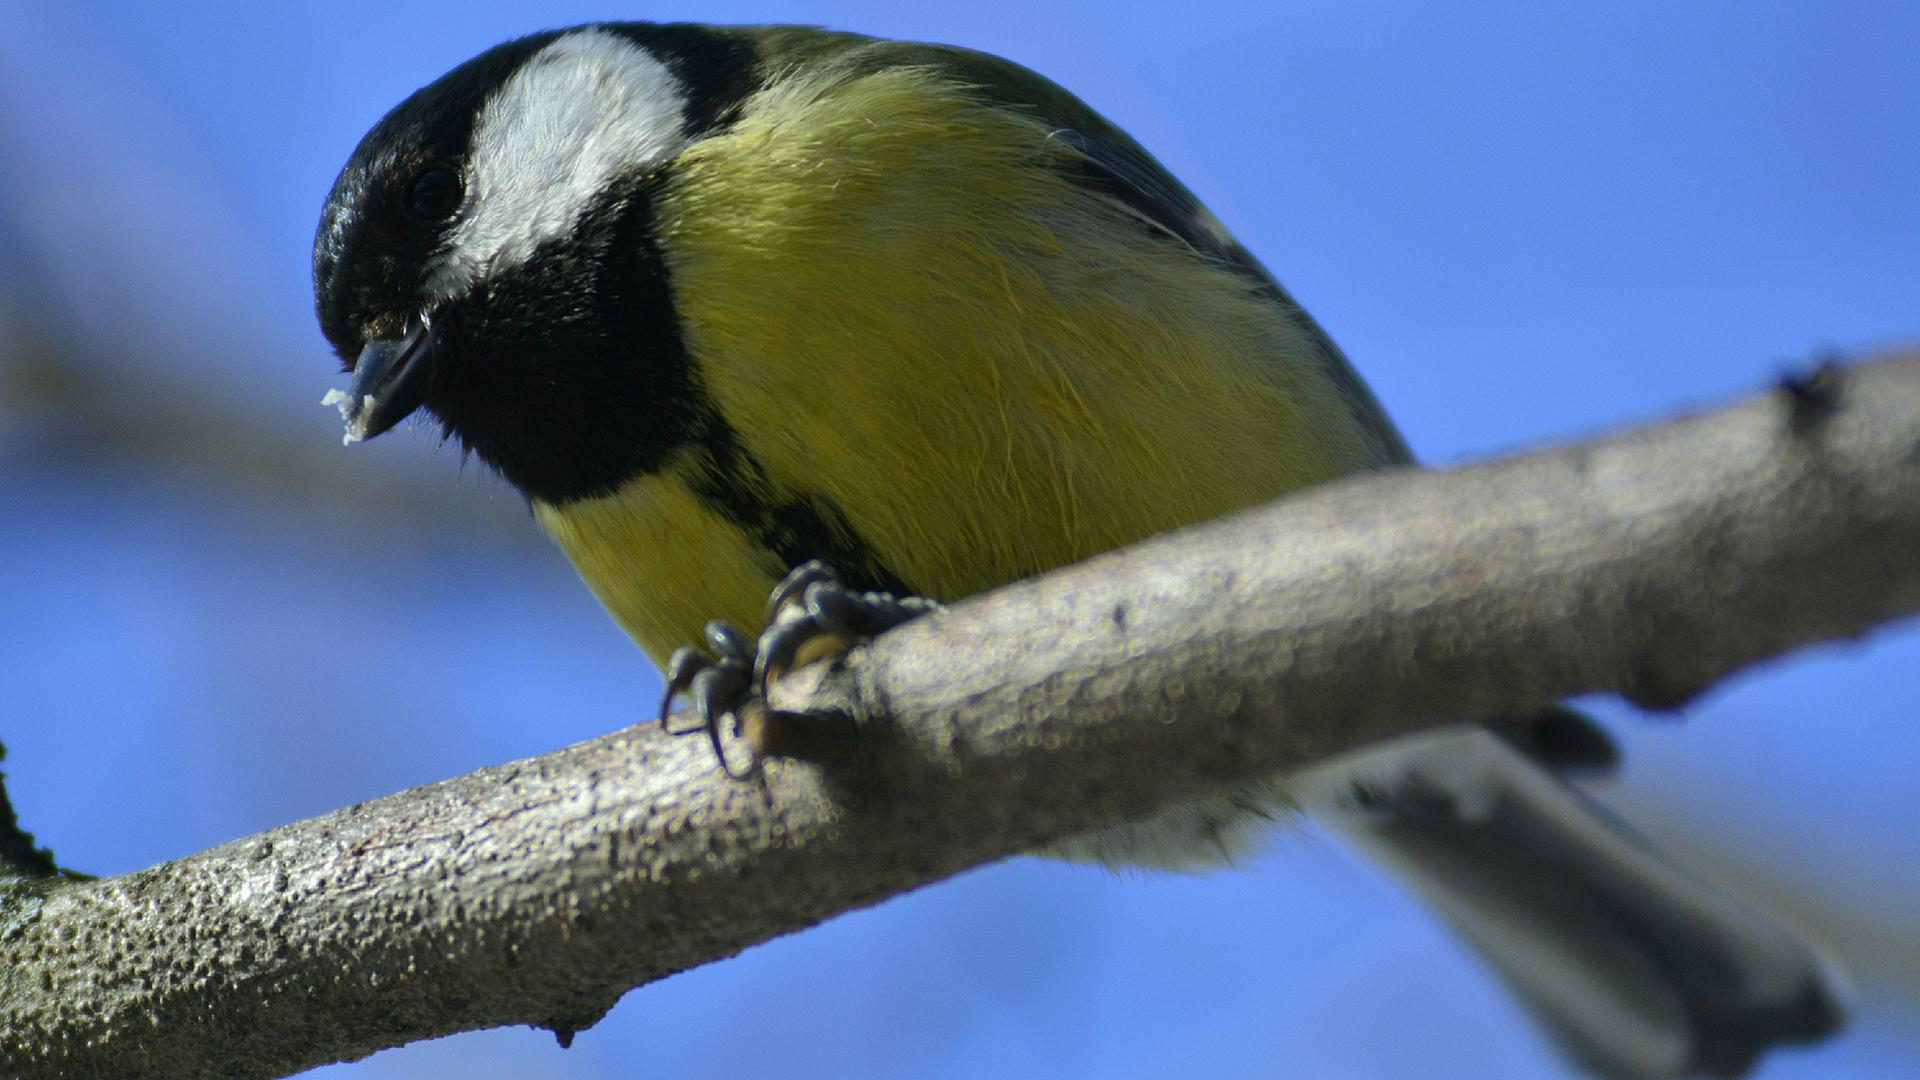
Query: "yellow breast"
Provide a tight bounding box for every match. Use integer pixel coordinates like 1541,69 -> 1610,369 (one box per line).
534,460 -> 787,666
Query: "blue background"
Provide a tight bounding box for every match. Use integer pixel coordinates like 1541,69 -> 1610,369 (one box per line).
3,3 -> 1917,1077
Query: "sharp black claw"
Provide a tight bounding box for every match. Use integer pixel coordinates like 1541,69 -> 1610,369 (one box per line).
688,664 -> 758,778
660,646 -> 714,735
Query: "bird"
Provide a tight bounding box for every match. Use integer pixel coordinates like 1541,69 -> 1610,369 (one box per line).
312,22 -> 1842,1078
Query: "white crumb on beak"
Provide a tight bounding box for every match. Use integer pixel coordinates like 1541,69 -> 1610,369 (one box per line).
321,388 -> 370,446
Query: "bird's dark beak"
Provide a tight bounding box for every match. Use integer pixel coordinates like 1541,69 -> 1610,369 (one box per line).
325,319 -> 435,444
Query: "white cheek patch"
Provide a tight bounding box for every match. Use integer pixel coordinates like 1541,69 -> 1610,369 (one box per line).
427,28 -> 689,300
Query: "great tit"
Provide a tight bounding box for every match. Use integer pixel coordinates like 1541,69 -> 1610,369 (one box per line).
313,22 -> 1841,1078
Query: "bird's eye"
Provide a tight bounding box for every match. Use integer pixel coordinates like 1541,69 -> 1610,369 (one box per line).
404,166 -> 463,224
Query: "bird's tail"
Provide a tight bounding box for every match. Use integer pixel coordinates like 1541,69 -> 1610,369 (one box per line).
1305,727 -> 1844,1080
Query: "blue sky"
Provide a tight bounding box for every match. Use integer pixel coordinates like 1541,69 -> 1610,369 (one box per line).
2,3 -> 1917,1078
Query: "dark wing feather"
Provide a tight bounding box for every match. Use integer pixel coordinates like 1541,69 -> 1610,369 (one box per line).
1046,124 -> 1413,465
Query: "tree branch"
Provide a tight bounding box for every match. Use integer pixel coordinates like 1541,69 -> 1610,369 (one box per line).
3,348 -> 1917,1079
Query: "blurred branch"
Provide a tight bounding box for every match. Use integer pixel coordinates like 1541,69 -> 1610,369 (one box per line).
0,347 -> 1917,1079
0,288 -> 533,543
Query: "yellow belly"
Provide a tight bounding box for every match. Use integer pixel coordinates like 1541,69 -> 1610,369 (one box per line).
535,466 -> 786,667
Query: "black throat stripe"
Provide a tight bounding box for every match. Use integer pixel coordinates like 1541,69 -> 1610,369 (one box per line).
676,418 -> 917,599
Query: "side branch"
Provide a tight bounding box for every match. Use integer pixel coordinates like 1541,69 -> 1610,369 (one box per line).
3,349 -> 1917,1079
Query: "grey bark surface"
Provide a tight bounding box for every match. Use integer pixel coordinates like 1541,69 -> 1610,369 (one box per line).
2,350 -> 1917,1079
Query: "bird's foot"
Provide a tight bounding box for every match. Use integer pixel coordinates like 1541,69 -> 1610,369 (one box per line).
658,560 -> 941,776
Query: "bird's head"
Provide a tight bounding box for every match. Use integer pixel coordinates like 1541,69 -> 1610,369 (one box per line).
313,24 -> 754,501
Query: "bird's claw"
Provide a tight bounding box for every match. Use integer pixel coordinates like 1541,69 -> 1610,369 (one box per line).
658,619 -> 761,778
659,560 -> 942,776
